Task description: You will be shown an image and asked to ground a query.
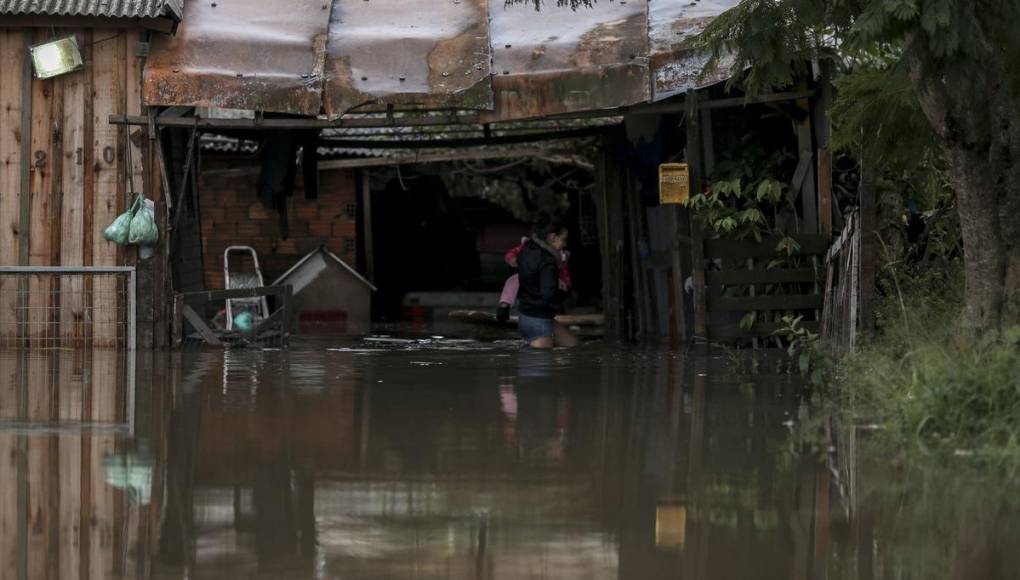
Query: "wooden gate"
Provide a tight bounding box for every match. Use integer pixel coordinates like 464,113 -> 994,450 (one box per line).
693,234 -> 828,342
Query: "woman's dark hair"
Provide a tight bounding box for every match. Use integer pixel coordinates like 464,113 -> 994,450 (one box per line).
533,213 -> 567,239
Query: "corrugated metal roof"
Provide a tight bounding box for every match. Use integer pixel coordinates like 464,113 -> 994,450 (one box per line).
144,0 -> 741,120
0,0 -> 183,19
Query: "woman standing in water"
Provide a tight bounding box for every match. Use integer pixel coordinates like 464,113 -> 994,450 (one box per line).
516,215 -> 578,349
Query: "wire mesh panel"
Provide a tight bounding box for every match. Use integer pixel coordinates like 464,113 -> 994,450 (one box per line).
0,267 -> 136,350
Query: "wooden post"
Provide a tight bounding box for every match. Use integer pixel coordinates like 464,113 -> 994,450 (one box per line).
0,30 -> 26,346
596,143 -> 627,341
818,149 -> 833,238
687,94 -> 707,340
669,206 -> 689,344
91,27 -> 127,346
797,84 -> 819,235
815,62 -> 835,238
360,169 -> 375,282
626,173 -> 648,340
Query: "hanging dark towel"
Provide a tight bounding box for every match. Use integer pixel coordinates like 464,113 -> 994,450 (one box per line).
301,130 -> 319,200
256,130 -> 298,239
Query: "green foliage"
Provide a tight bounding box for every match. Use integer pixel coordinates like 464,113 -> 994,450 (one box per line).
774,314 -> 831,385
695,0 -> 1020,96
688,136 -> 795,242
830,66 -> 937,172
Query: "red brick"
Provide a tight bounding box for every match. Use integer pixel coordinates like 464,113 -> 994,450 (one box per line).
274,239 -> 297,255
202,206 -> 226,222
248,203 -> 271,220
236,223 -> 259,238
308,221 -> 332,237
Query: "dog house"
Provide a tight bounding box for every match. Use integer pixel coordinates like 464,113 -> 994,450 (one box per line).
272,246 -> 376,335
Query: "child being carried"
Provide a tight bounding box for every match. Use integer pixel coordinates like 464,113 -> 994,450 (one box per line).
496,237 -> 571,322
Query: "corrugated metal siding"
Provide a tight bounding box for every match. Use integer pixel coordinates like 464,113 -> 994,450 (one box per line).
0,0 -> 182,19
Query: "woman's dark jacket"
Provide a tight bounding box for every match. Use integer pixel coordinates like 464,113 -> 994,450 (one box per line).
517,239 -> 563,319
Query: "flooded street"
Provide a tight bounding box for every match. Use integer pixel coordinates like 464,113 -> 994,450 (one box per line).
1,342 -> 1018,579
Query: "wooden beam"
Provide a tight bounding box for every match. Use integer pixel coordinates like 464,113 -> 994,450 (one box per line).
707,268 -> 819,285
109,113 -> 483,130
179,304 -> 220,345
315,125 -> 613,149
704,235 -> 830,259
708,320 -> 820,340
200,146 -> 580,177
707,294 -> 824,312
698,90 -> 817,110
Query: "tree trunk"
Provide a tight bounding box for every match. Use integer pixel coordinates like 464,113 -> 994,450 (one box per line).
910,52 -> 1020,332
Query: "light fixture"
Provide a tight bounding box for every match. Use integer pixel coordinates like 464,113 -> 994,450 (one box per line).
29,36 -> 84,79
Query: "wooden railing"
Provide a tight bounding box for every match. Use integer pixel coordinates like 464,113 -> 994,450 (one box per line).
693,234 -> 827,342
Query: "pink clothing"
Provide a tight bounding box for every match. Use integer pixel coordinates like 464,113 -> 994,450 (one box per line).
500,274 -> 520,306
504,238 -> 571,289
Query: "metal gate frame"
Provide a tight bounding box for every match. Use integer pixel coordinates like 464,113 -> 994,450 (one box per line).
0,265 -> 137,351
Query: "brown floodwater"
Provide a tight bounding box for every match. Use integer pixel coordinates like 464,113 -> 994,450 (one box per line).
1,339 -> 1017,580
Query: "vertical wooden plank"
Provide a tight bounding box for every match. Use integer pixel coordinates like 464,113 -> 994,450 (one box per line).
61,29 -> 89,343
0,31 -> 26,346
604,147 -> 628,340
26,353 -> 57,580
686,94 -> 707,340
625,178 -> 647,340
814,62 -> 834,239
28,28 -> 62,347
0,353 -> 18,580
125,30 -> 152,349
669,206 -> 688,343
818,147 -> 833,238
88,349 -> 120,580
92,29 -> 126,347
59,351 -> 84,580
796,124 -> 818,234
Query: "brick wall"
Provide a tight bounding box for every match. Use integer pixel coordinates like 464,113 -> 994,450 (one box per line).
199,156 -> 358,290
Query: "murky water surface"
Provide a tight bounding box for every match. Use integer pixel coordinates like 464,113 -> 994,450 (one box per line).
1,340 -> 1017,579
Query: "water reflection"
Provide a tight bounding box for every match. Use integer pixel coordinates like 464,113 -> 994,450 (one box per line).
0,345 -> 1017,579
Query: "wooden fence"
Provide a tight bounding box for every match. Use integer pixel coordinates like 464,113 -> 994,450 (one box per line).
820,212 -> 861,350
693,233 -> 828,342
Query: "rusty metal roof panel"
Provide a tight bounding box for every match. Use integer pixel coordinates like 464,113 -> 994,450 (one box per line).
484,0 -> 650,121
323,0 -> 492,117
648,0 -> 741,101
141,0 -> 745,119
143,0 -> 330,115
0,0 -> 182,18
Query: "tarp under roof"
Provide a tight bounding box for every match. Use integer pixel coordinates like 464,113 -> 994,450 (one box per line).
143,0 -> 740,121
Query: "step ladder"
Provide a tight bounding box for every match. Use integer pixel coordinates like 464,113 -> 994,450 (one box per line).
224,246 -> 270,330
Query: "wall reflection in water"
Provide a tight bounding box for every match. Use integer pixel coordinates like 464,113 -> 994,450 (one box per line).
1,346 -> 1017,580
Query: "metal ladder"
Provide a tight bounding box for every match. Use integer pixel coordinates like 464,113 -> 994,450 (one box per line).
223,246 -> 270,330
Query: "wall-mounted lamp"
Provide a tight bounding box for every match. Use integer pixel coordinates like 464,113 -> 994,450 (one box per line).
29,36 -> 84,79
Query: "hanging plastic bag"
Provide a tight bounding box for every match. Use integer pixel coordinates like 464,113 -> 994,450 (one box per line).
128,196 -> 159,245
103,196 -> 140,245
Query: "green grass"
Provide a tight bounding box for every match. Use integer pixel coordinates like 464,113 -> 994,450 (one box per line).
839,263 -> 1020,470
